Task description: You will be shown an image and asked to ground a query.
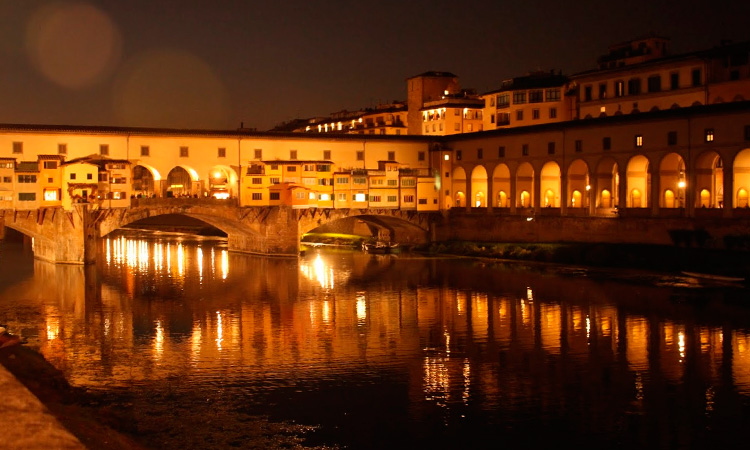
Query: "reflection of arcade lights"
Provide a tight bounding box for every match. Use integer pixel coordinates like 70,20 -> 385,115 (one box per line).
300,253 -> 335,289
356,293 -> 367,324
104,235 -> 229,280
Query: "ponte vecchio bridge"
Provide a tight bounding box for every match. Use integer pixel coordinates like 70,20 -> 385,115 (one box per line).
0,199 -> 437,264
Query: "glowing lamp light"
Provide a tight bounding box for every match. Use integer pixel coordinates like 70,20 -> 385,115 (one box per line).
678,180 -> 686,189
585,184 -> 591,191
444,154 -> 450,161
212,170 -> 223,179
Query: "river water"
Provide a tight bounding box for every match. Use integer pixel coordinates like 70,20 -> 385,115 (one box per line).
1,230 -> 750,449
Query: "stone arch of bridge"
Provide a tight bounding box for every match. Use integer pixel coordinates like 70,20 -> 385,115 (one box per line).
95,203 -> 301,256
298,209 -> 432,246
99,207 -> 260,239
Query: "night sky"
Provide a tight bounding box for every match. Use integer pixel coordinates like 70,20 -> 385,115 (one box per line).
1,0 -> 748,131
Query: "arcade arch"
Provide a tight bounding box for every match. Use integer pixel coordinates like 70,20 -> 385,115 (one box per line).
734,149 -> 750,208
566,159 -> 589,208
208,165 -> 238,199
516,162 -> 534,208
492,164 -> 511,207
540,161 -> 560,207
452,166 -> 467,207
659,153 -> 686,208
626,155 -> 650,208
471,165 -> 488,207
132,164 -> 160,198
595,158 -> 619,208
694,151 -> 723,208
167,166 -> 200,197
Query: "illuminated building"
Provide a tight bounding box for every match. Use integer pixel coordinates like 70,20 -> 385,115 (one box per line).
407,72 -> 460,135
272,102 -> 408,136
0,157 -> 14,209
13,160 -> 41,210
482,71 -> 573,130
572,37 -> 750,120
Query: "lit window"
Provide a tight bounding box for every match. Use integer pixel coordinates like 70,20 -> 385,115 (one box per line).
635,135 -> 643,147
705,129 -> 714,142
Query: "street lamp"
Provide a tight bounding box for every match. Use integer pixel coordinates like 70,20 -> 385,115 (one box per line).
677,180 -> 686,207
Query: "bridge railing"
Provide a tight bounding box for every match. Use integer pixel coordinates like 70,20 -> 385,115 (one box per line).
130,197 -> 239,208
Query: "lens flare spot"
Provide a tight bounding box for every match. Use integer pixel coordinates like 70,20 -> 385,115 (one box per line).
26,1 -> 121,89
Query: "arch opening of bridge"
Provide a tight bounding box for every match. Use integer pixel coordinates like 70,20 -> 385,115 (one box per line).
298,209 -> 434,249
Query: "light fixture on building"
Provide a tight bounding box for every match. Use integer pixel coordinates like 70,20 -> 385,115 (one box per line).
444,154 -> 450,161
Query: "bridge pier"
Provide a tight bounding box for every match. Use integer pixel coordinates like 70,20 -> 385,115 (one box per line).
1,205 -> 95,264
35,205 -> 97,264
226,206 -> 300,256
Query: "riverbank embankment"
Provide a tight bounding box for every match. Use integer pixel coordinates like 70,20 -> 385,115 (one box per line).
424,240 -> 750,278
0,345 -> 148,450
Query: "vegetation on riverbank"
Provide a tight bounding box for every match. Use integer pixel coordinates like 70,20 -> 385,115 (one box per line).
301,230 -> 750,277
424,240 -> 750,277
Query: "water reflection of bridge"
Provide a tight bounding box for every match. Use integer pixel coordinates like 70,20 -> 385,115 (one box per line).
1,199 -> 437,263
3,241 -> 750,447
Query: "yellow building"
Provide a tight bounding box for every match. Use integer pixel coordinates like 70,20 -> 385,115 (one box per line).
421,95 -> 484,136
14,160 -> 40,210
61,160 -> 99,210
0,158 -> 14,209
96,159 -> 132,208
572,37 -> 750,119
38,155 -> 65,207
482,71 -> 573,130
407,71 -> 460,135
